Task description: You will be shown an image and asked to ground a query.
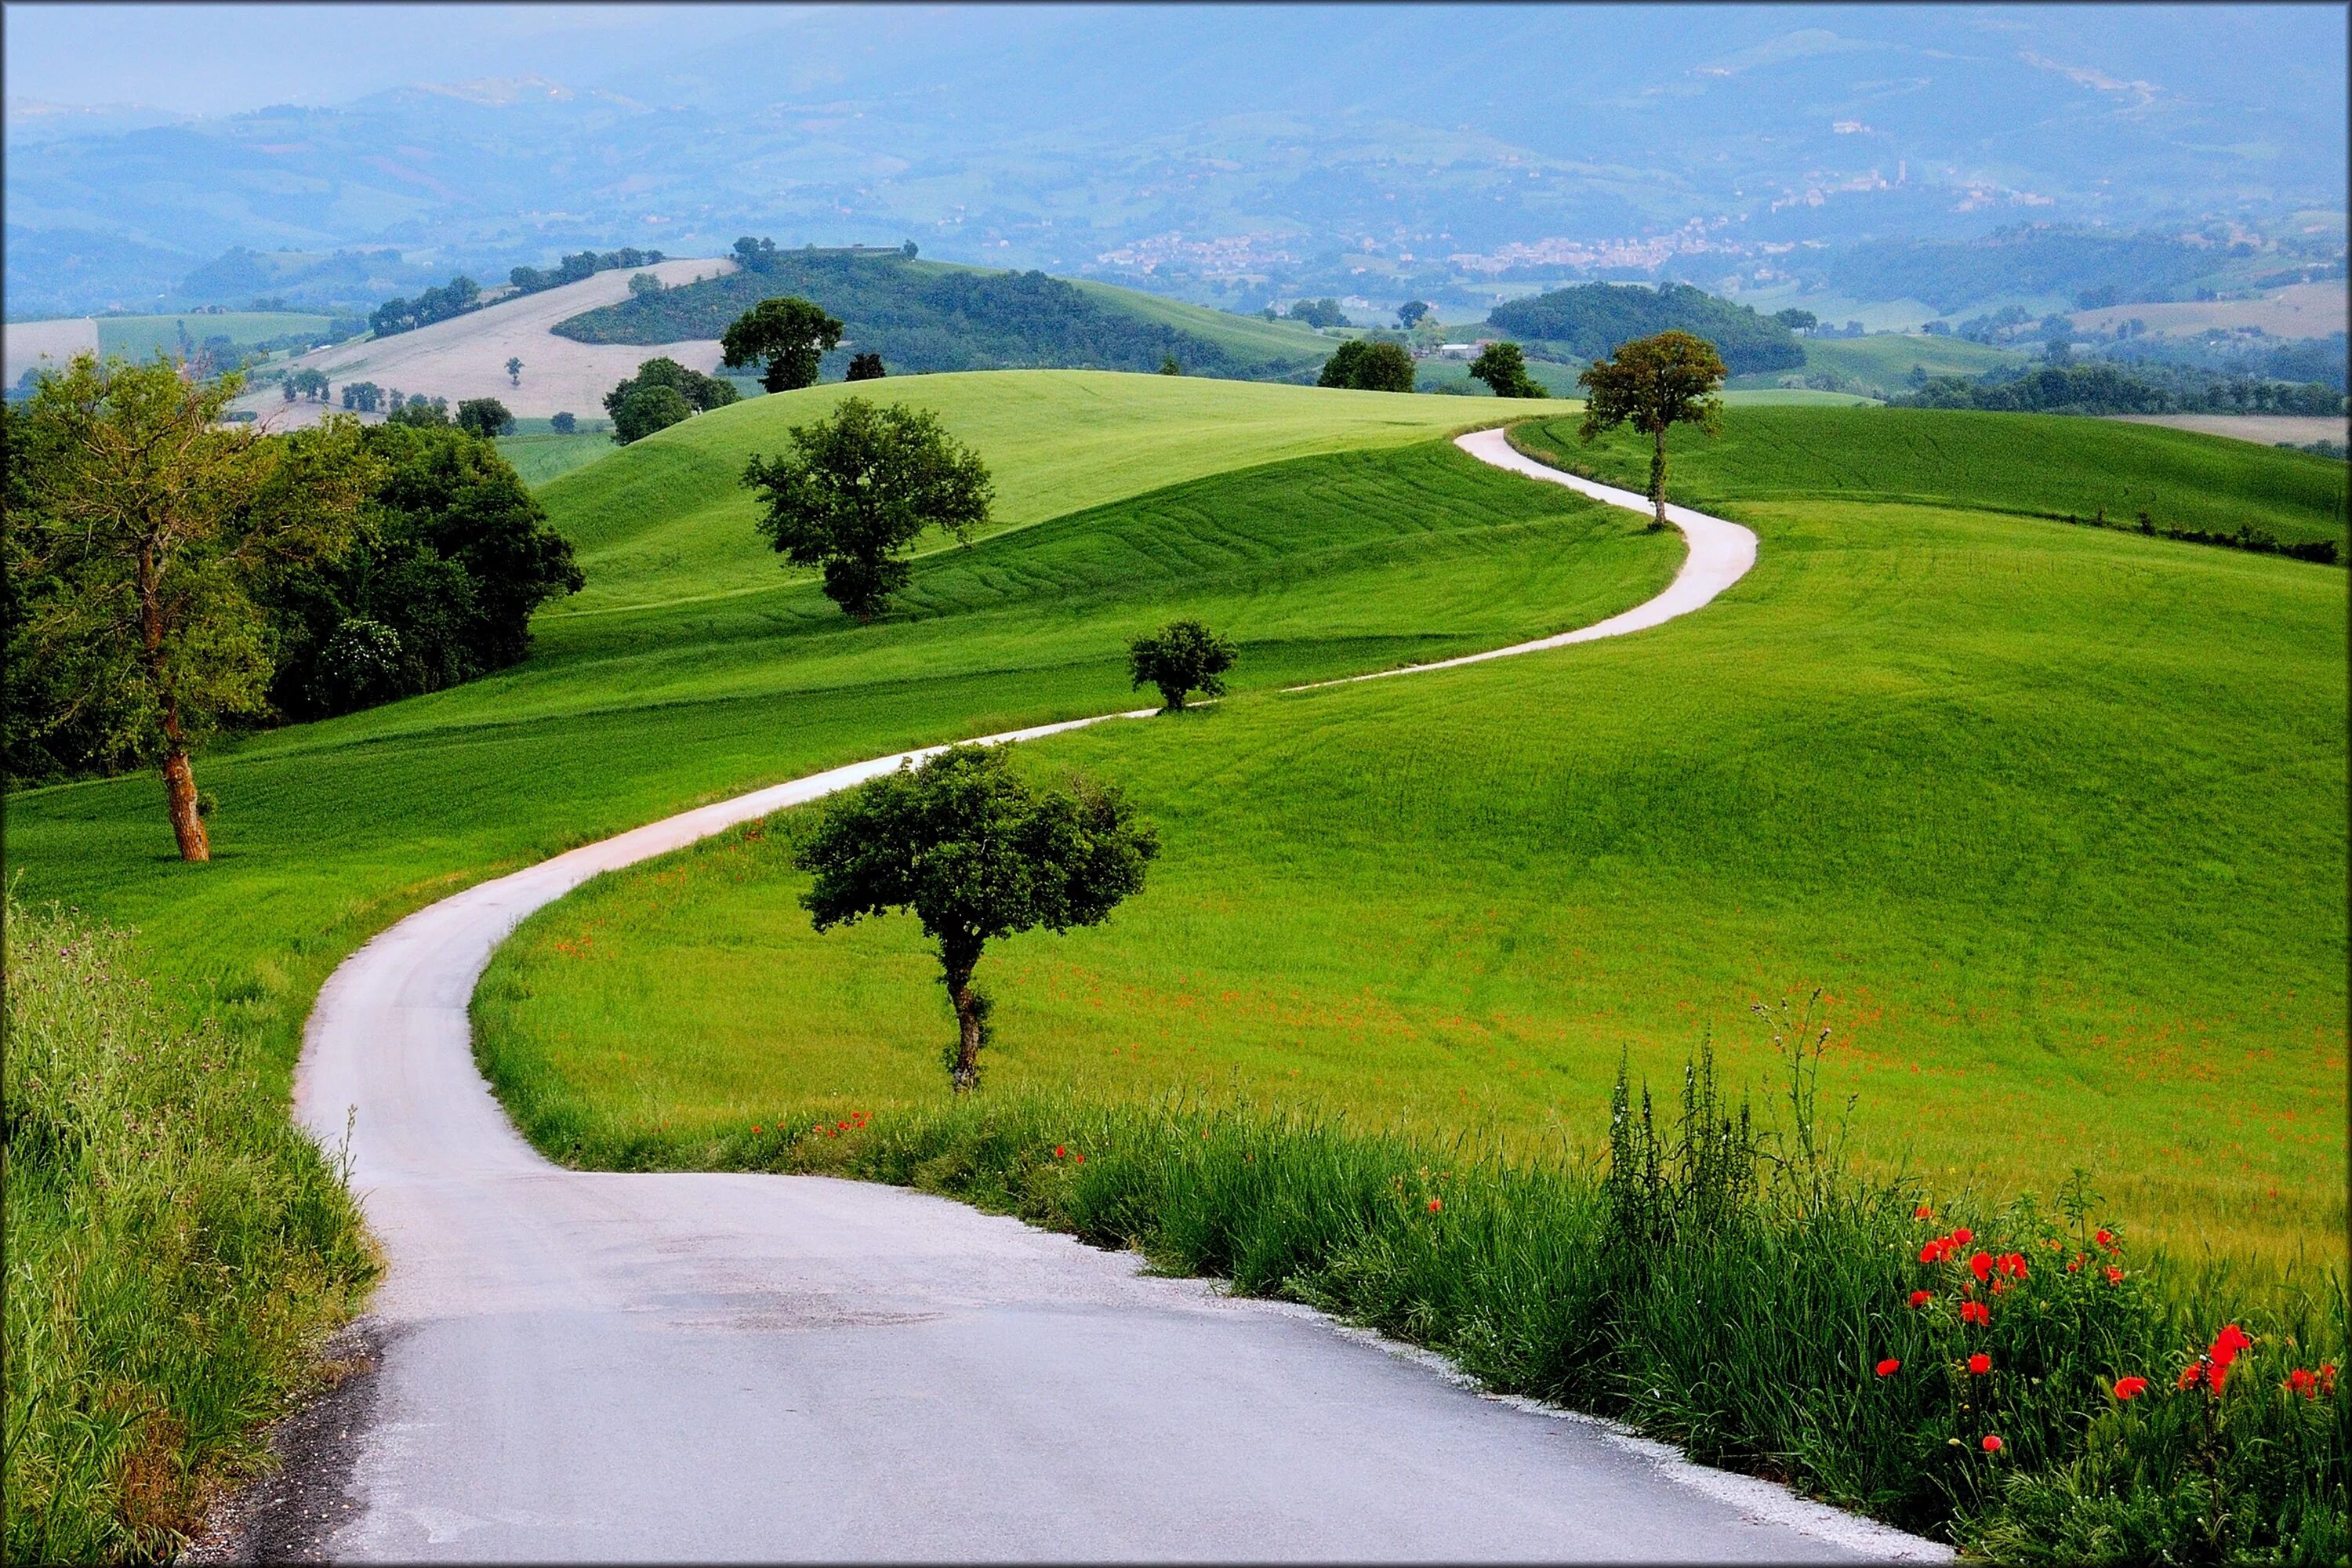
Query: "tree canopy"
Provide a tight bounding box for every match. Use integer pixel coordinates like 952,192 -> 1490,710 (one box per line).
1397,299 -> 1432,330
1490,281 -> 1799,376
604,357 -> 737,445
797,744 -> 1159,1090
1129,619 -> 1236,710
1467,340 -> 1548,398
456,397 -> 515,438
721,296 -> 846,393
740,397 -> 992,619
1318,339 -> 1417,393
1577,329 -> 1726,528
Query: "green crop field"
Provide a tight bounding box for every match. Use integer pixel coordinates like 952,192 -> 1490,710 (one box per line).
466,404 -> 2346,1269
496,430 -> 620,486
535,370 -> 1575,613
93,310 -> 338,358
1065,282 -> 1337,370
1730,332 -> 2027,396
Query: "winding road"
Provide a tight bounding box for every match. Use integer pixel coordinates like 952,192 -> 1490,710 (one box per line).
278,430 -> 1936,1562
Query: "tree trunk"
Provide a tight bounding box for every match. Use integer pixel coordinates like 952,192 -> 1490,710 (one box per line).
162,744 -> 209,862
945,950 -> 983,1092
1649,427 -> 1669,531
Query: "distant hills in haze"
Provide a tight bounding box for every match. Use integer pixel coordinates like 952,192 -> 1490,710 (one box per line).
6,5 -> 2343,321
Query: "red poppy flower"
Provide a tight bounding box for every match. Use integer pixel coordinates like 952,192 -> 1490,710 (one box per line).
752,1125 -> 764,1134
1073,1153 -> 1086,1164
2095,1228 -> 2114,1248
1908,1290 -> 1933,1308
1951,1227 -> 1973,1245
1981,1434 -> 2003,1454
1998,1252 -> 2028,1279
1427,1197 -> 1443,1213
2178,1361 -> 2207,1392
1961,1301 -> 1991,1325
2113,1376 -> 2147,1401
1968,1352 -> 1992,1375
1875,1358 -> 1900,1377
1918,1240 -> 1945,1264
1969,1252 -> 1994,1283
1914,1204 -> 1933,1219
2104,1266 -> 2123,1285
2287,1369 -> 2318,1398
1054,1145 -> 1066,1159
2067,1255 -> 2083,1272
2207,1323 -> 2249,1389
2321,1364 -> 2338,1396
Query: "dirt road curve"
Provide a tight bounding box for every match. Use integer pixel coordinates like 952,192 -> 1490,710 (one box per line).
267,432 -> 1944,1562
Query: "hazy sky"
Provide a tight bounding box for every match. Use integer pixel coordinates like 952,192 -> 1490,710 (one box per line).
3,3 -> 782,114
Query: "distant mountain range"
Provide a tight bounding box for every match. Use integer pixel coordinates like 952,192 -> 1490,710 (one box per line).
7,5 -> 2343,320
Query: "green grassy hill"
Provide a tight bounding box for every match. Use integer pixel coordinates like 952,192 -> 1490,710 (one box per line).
535,371 -> 1570,612
6,379 -> 2342,1270
554,250 -> 1334,380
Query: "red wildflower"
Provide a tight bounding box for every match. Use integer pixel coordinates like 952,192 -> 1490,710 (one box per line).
2287,1369 -> 2318,1398
1919,1239 -> 1947,1264
2095,1228 -> 2114,1248
2321,1364 -> 2337,1396
1914,1204 -> 1934,1219
1998,1252 -> 2028,1279
837,1120 -> 850,1131
1876,1358 -> 1901,1377
2105,1266 -> 2123,1285
1981,1434 -> 2003,1454
2113,1376 -> 2148,1402
1908,1290 -> 1933,1308
1427,1197 -> 1443,1213
2178,1361 -> 2207,1392
1951,1227 -> 1973,1245
752,1125 -> 764,1134
2207,1323 -> 2250,1390
1969,1251 -> 1994,1284
1991,1280 -> 2009,1296
1074,1153 -> 1085,1164
1961,1301 -> 1991,1325
1054,1145 -> 1066,1159
1968,1352 -> 1992,1375
2067,1255 -> 2083,1272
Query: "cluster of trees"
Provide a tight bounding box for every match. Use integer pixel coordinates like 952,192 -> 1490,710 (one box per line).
507,248 -> 666,296
604,357 -> 740,445
1468,341 -> 1548,397
1276,298 -> 1351,328
1894,363 -> 2344,417
281,368 -> 332,402
556,240 -> 1277,379
340,380 -> 385,412
1487,282 -> 1802,377
368,275 -> 481,338
1317,339 -> 1417,392
4,357 -> 582,852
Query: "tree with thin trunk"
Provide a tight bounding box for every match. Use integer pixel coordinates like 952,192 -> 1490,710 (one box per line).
1577,330 -> 1726,529
506,356 -> 524,387
1129,619 -> 1235,711
9,355 -> 378,858
721,296 -> 845,393
797,745 -> 1159,1091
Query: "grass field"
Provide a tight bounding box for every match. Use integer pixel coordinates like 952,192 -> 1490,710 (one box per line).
496,430 -> 620,486
1728,333 -> 2026,396
534,370 -> 1577,612
1065,281 -> 1335,372
470,405 -> 2346,1266
90,311 -> 339,358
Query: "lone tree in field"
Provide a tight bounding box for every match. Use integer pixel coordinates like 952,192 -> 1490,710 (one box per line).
721,296 -> 845,393
1577,329 -> 1726,529
798,745 -> 1160,1091
846,351 -> 887,381
1468,340 -> 1548,398
1318,339 -> 1417,393
506,356 -> 524,387
1129,619 -> 1236,711
741,397 -> 992,619
456,397 -> 514,438
9,356 -> 378,859
1396,299 -> 1431,330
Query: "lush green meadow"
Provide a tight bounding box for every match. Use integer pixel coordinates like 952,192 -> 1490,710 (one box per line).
495,429 -> 619,486
475,406 -> 2347,1266
1733,332 -> 2027,396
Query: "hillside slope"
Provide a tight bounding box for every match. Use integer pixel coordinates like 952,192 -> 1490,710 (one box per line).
554,249 -> 1331,380
227,257 -> 736,426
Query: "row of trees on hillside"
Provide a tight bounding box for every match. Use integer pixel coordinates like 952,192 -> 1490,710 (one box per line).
1894,363 -> 2345,416
3,358 -> 582,855
508,248 -> 666,296
368,275 -> 482,338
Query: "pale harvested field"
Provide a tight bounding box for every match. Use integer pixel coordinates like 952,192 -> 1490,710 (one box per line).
2106,412 -> 2348,447
2071,279 -> 2347,339
231,258 -> 735,429
3,316 -> 99,386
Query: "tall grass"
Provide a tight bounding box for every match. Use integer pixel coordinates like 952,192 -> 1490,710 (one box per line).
2,899 -> 374,1563
702,1011 -> 2345,1563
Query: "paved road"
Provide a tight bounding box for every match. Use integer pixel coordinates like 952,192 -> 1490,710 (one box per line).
284,433 -> 1940,1561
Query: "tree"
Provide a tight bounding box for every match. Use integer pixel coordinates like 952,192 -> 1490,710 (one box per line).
1467,340 -> 1548,398
1773,308 -> 1818,334
797,744 -> 1159,1091
341,380 -> 383,413
1128,619 -> 1236,711
1159,354 -> 1182,376
1397,299 -> 1431,330
741,397 -> 992,619
456,397 -> 515,438
8,356 -> 379,857
611,383 -> 693,445
846,351 -> 887,381
387,397 -> 450,429
506,356 -> 523,387
721,296 -> 845,392
1288,298 -> 1348,328
627,271 -> 664,298
550,411 -> 576,434
1318,339 -> 1417,392
1577,330 -> 1726,530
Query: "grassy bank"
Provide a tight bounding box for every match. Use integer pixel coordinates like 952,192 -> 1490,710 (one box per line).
2,899 -> 375,1562
532,1052 -> 2345,1561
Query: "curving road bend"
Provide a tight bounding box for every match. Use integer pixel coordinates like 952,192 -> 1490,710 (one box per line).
281,430 -> 1938,1561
